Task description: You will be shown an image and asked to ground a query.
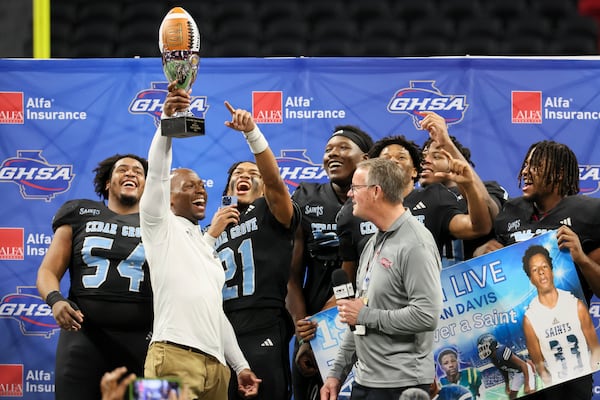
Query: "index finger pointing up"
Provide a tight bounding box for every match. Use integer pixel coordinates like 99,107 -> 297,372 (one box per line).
224,100 -> 235,114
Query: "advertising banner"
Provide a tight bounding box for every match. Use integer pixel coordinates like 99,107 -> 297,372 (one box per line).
2,57 -> 600,398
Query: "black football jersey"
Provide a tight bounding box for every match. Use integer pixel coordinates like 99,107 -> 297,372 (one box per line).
336,198 -> 376,262
404,183 -> 465,259
292,182 -> 345,315
454,180 -> 509,260
217,197 -> 301,314
495,195 -> 600,301
52,199 -> 152,328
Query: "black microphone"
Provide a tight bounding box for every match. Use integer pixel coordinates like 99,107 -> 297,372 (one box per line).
331,269 -> 356,331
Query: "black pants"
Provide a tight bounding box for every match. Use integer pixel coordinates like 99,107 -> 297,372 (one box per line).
291,339 -> 323,400
228,317 -> 292,400
350,382 -> 432,400
55,327 -> 149,400
521,374 -> 593,400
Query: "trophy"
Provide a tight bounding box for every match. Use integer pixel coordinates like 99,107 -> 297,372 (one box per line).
158,7 -> 205,137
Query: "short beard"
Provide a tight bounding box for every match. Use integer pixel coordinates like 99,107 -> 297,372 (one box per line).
119,194 -> 139,207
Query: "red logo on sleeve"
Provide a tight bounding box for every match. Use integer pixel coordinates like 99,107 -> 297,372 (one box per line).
0,228 -> 25,260
252,91 -> 283,123
0,92 -> 24,124
512,91 -> 542,124
0,364 -> 24,396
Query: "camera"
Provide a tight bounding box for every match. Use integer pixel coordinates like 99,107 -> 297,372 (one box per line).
221,195 -> 238,207
129,378 -> 180,400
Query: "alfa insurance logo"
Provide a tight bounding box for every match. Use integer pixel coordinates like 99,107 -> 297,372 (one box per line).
511,91 -> 542,124
252,91 -> 283,124
0,364 -> 23,397
0,228 -> 24,261
0,92 -> 24,124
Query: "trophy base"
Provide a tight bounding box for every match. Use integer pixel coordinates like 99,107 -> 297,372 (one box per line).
161,116 -> 205,138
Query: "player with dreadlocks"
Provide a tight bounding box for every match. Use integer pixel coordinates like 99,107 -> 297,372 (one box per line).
475,140 -> 600,400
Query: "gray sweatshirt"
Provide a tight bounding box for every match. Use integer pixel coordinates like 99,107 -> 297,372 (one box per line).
328,209 -> 443,388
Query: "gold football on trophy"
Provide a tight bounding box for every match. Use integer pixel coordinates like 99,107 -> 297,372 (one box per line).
158,7 -> 201,53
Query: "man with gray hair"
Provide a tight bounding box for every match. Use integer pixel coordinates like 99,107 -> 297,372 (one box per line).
320,158 -> 443,400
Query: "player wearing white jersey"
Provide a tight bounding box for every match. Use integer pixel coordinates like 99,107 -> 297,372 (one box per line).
522,245 -> 600,387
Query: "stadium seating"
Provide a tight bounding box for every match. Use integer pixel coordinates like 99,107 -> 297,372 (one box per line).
23,0 -> 592,58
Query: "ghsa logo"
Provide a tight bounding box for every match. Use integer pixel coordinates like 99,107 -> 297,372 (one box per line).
0,286 -> 59,338
276,150 -> 328,194
0,150 -> 74,201
387,81 -> 468,128
580,165 -> 600,196
129,82 -> 209,125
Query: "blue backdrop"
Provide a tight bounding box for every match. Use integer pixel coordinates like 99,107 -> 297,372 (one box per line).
1,56 -> 600,398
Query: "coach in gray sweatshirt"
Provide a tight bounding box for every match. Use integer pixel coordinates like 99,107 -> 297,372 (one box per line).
321,158 -> 443,399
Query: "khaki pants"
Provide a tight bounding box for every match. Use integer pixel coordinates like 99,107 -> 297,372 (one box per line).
144,341 -> 231,400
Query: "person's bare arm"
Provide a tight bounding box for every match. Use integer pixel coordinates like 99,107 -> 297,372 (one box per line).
473,239 -> 504,257
286,227 -> 319,376
438,150 -> 492,239
420,111 -> 499,220
224,101 -> 293,228
523,315 -> 550,385
36,224 -> 84,330
341,260 -> 357,288
287,226 -> 315,339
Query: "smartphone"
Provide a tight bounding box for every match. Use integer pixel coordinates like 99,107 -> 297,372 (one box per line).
221,195 -> 238,207
129,378 -> 181,400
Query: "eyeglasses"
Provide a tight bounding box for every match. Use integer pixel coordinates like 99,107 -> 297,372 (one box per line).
350,184 -> 375,193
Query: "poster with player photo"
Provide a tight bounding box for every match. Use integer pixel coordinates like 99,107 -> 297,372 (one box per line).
309,230 -> 600,399
435,230 -> 599,399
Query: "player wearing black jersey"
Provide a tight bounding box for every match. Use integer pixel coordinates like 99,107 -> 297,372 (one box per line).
212,102 -> 300,400
475,140 -> 600,400
336,133 -> 422,274
418,112 -> 508,261
335,199 -> 376,275
360,135 -> 464,263
477,334 -> 536,399
36,154 -> 152,400
367,128 -> 492,266
418,112 -> 496,265
288,125 -> 373,400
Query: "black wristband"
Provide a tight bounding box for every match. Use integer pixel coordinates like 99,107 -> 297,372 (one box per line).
45,290 -> 66,308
